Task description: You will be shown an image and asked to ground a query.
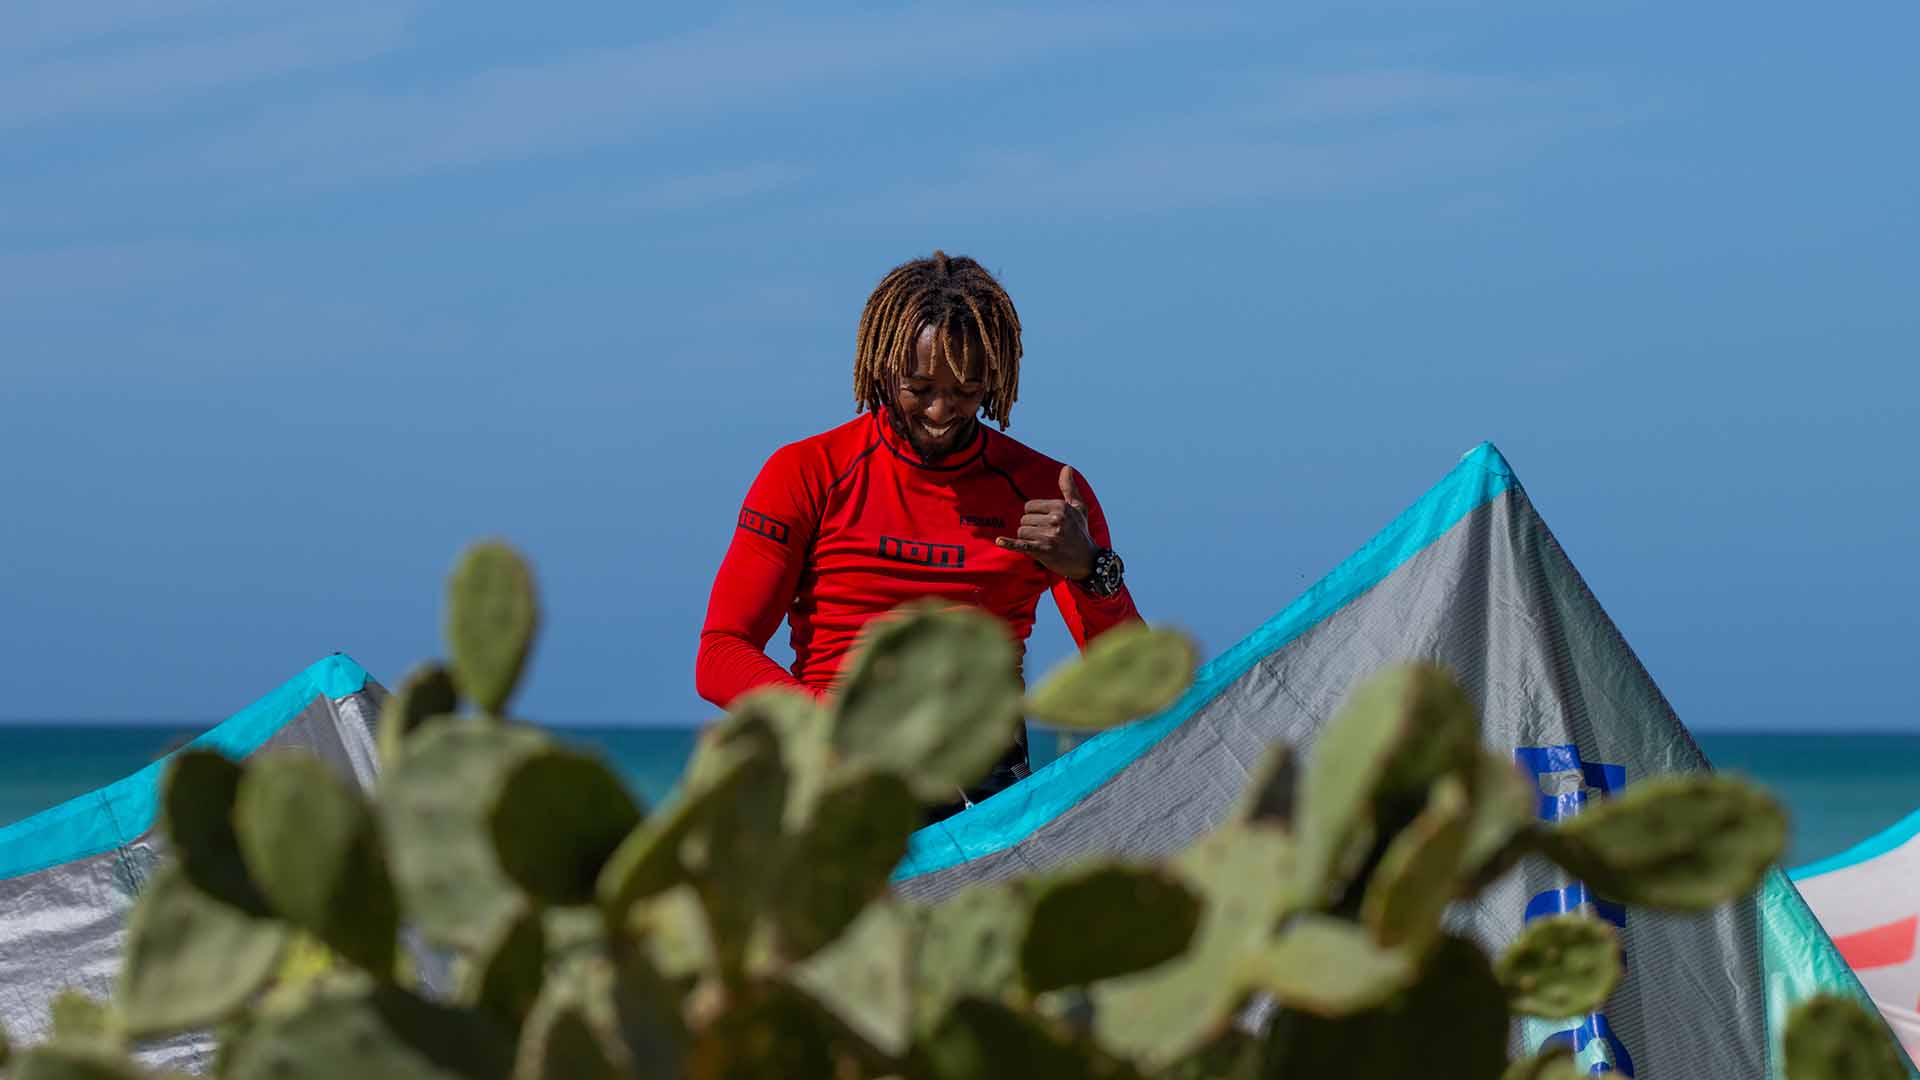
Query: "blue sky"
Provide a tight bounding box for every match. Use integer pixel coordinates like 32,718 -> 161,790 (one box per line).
3,2 -> 1914,731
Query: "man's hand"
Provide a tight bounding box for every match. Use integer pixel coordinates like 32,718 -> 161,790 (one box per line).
996,465 -> 1096,581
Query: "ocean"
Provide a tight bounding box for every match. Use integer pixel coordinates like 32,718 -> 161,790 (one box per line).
1,725 -> 1914,871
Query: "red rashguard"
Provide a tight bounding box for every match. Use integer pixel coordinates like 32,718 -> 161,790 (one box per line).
696,411 -> 1142,708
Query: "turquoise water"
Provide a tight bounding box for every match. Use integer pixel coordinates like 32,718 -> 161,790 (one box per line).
1,725 -> 1914,871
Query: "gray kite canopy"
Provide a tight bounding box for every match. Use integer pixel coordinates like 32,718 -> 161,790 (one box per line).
893,441 -> 1908,1079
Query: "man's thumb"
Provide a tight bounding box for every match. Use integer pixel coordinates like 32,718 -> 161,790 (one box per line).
1060,465 -> 1082,507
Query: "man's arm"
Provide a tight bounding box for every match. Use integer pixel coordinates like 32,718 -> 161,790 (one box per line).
695,446 -> 825,708
1046,468 -> 1141,648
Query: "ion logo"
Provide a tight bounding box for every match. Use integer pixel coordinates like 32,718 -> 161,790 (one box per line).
737,507 -> 789,545
877,536 -> 965,568
1516,744 -> 1636,1077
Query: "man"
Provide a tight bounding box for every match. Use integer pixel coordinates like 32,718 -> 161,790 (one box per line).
696,251 -> 1140,811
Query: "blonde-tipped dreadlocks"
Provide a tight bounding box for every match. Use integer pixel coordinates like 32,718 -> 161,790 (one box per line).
853,250 -> 1023,429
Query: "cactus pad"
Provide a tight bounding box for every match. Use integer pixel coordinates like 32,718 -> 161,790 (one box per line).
790,900 -> 915,1058
513,954 -> 681,1080
8,1045 -> 148,1080
1025,623 -> 1198,731
1233,741 -> 1297,828
1240,914 -> 1417,1016
233,751 -> 397,977
160,750 -> 268,914
1538,773 -> 1787,910
920,997 -> 1138,1080
376,663 -> 458,767
1500,1046 -> 1583,1080
488,747 -> 642,906
380,721 -> 549,949
1782,994 -> 1909,1080
119,864 -> 287,1037
828,603 -> 1024,802
1494,914 -> 1621,1018
769,769 -> 920,961
460,910 -> 546,1028
223,985 -> 514,1080
1295,663 -> 1478,906
912,881 -> 1032,1035
1259,932 -> 1508,1080
48,992 -> 115,1045
1090,825 -> 1294,1066
1459,748 -> 1537,887
1019,863 -> 1202,994
444,540 -> 538,716
1359,775 -> 1471,948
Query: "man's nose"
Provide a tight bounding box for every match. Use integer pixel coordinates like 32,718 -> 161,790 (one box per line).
923,396 -> 954,423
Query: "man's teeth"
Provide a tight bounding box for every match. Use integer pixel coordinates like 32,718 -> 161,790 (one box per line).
921,422 -> 954,437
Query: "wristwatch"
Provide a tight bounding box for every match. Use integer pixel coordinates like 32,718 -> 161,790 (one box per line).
1077,547 -> 1126,598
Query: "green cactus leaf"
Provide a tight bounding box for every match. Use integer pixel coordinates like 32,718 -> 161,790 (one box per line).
1233,742 -> 1297,828
1359,775 -> 1471,949
1025,623 -> 1198,731
119,863 -> 286,1037
1500,1045 -> 1583,1080
1294,664 -> 1478,908
1089,825 -> 1294,1067
1020,864 -> 1203,994
514,953 -> 684,1080
1459,748 -> 1538,887
1259,933 -> 1508,1080
631,890 -> 713,993
223,985 -> 515,1080
789,900 -> 916,1059
1536,773 -> 1787,910
770,769 -> 920,961
912,880 -> 1033,1036
1494,914 -> 1621,1018
919,997 -> 1140,1080
829,604 -> 1024,802
459,909 -> 547,1029
687,981 -> 883,1080
9,1044 -> 149,1080
376,663 -> 458,767
1240,914 -> 1417,1016
48,992 -> 116,1045
1783,994 -> 1909,1080
488,747 -> 642,906
233,751 -> 397,977
381,721 -> 549,949
727,688 -> 831,828
1154,1032 -> 1260,1080
160,750 -> 269,915
444,541 -> 539,716
1236,907 -> 1420,1014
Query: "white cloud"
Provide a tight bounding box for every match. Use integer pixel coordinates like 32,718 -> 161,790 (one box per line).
175,6 -> 1255,185
0,2 -> 421,131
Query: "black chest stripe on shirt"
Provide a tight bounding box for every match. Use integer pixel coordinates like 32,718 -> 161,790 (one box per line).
738,507 -> 790,544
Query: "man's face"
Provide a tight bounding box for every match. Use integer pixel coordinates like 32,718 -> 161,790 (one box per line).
890,323 -> 986,461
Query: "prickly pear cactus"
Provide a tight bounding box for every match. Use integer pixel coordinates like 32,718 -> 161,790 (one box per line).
378,663 -> 458,767
160,750 -> 268,913
766,768 -> 920,961
459,910 -> 547,1028
1494,914 -> 1621,1019
47,992 -> 115,1045
1358,774 -> 1470,949
1293,663 -> 1478,907
380,721 -> 549,949
1019,863 -> 1202,994
919,997 -> 1139,1080
828,603 -> 1024,802
8,1043 -> 151,1080
221,986 -> 514,1080
1025,623 -> 1198,731
1240,914 -> 1417,1017
1537,772 -> 1787,910
912,880 -> 1032,1036
488,747 -> 642,906
1782,995 -> 1909,1080
233,751 -> 398,976
1233,742 -> 1296,828
117,864 -> 287,1037
444,540 -> 538,716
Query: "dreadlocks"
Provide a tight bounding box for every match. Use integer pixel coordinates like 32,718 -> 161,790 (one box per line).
853,250 -> 1023,429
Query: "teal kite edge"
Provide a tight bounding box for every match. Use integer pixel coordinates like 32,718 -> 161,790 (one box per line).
894,442 -> 1517,881
0,653 -> 370,882
1790,804 -> 1920,882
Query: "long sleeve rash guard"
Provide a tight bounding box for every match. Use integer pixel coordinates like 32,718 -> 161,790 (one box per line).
696,411 -> 1141,708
